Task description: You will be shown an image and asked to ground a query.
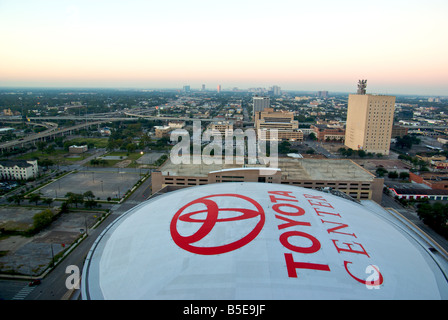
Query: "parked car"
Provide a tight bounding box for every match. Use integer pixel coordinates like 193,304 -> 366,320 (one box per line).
28,279 -> 41,286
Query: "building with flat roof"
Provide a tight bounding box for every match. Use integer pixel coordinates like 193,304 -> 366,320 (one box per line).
151,157 -> 383,203
252,96 -> 270,114
0,160 -> 38,180
154,125 -> 172,138
310,124 -> 345,142
345,81 -> 395,155
388,186 -> 448,201
409,172 -> 448,190
69,145 -> 88,154
206,121 -> 234,136
255,108 -> 303,141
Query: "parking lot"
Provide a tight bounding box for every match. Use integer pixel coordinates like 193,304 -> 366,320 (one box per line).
36,169 -> 143,201
0,208 -> 98,276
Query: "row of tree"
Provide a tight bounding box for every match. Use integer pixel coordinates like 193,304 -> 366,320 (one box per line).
7,190 -> 99,209
63,191 -> 99,210
338,147 -> 383,158
375,167 -> 410,180
417,202 -> 448,238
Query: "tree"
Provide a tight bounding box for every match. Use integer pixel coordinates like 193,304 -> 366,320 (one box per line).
38,158 -> 54,169
43,198 -> 54,207
84,199 -> 98,209
65,192 -> 84,208
33,209 -> 54,232
376,167 -> 388,177
345,148 -> 354,157
357,150 -> 366,158
45,144 -> 55,154
417,202 -> 448,236
83,190 -> 95,201
399,172 -> 410,180
278,141 -> 293,154
60,201 -> 70,213
126,143 -> 137,153
36,141 -> 47,153
388,171 -> 399,179
395,135 -> 421,149
28,193 -> 41,205
7,194 -> 24,205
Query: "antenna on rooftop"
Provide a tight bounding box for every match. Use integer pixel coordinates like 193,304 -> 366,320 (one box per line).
357,80 -> 367,95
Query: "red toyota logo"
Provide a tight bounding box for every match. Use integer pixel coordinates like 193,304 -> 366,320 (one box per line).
170,194 -> 265,255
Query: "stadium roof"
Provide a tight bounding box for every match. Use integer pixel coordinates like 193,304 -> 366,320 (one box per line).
82,183 -> 448,300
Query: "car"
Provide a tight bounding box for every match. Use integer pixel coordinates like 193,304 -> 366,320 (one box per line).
28,279 -> 41,286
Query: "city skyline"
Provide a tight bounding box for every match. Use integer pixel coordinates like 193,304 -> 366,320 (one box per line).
1,0 -> 447,96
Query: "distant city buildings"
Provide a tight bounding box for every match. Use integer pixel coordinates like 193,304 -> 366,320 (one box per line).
252,96 -> 270,114
317,91 -> 328,99
345,81 -> 396,155
270,85 -> 281,96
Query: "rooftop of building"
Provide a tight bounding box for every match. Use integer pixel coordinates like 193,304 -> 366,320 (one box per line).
0,159 -> 37,168
158,157 -> 376,182
414,172 -> 448,181
278,158 -> 375,181
390,187 -> 448,196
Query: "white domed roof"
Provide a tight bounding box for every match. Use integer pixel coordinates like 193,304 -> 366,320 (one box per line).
82,183 -> 448,300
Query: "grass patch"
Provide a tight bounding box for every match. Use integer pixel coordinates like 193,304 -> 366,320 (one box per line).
86,151 -> 145,168
67,137 -> 109,149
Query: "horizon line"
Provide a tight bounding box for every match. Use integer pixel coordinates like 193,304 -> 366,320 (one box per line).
0,85 -> 446,98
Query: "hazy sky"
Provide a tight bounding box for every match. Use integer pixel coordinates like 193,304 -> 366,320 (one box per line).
0,0 -> 447,95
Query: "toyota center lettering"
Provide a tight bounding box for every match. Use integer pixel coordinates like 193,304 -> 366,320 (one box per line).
170,194 -> 265,255
170,190 -> 383,287
268,190 -> 383,287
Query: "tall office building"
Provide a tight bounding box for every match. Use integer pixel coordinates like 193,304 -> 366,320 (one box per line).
271,85 -> 281,96
217,84 -> 221,93
345,80 -> 396,155
252,96 -> 270,114
318,91 -> 329,99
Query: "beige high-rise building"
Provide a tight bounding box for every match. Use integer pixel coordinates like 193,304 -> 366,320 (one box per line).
345,81 -> 395,155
